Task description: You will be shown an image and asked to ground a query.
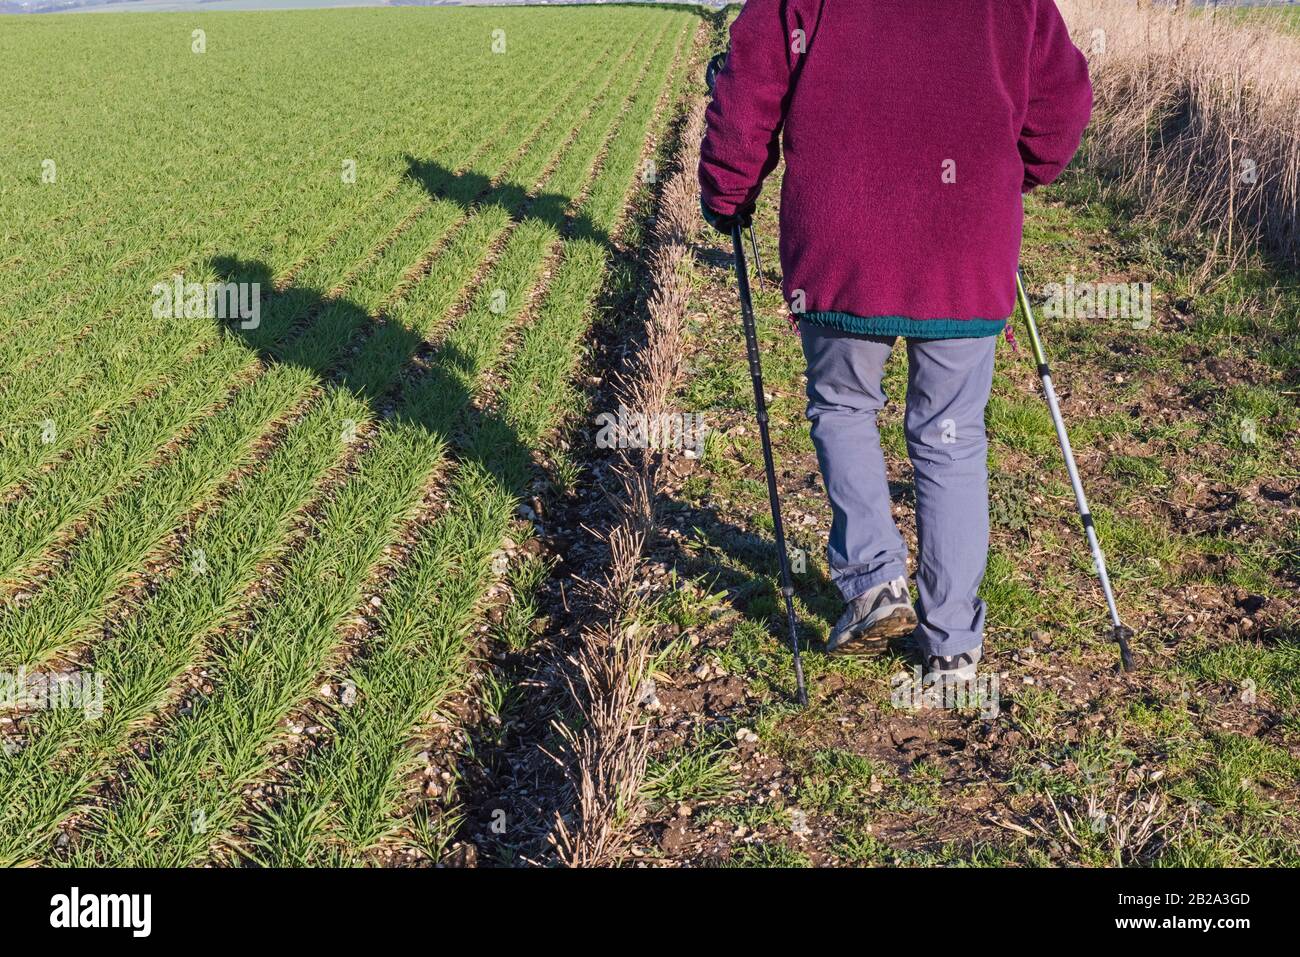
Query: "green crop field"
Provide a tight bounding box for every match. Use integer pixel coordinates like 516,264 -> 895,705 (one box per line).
1229,3 -> 1300,31
3,1 -> 1295,882
0,5 -> 698,866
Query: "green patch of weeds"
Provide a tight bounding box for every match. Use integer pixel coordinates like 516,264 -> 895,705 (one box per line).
1008,685 -> 1065,747
1181,637 -> 1300,734
494,553 -> 551,652
721,841 -> 811,868
981,550 -> 1047,631
712,617 -> 782,681
1105,454 -> 1169,489
1120,696 -> 1200,744
1069,729 -> 1141,787
710,800 -> 791,832
797,748 -> 882,818
1204,383 -> 1297,478
644,738 -> 737,808
646,572 -> 729,634
987,395 -> 1059,458
1159,824 -> 1300,868
832,827 -> 889,865
890,758 -> 945,815
988,471 -> 1036,536
1092,508 -> 1189,586
1171,732 -> 1300,821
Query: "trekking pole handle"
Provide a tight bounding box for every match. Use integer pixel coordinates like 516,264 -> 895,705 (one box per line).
733,227 -> 767,392
1014,270 -> 1050,371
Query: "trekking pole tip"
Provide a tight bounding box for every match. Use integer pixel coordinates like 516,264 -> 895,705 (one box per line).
786,612 -> 808,707
1114,624 -> 1136,672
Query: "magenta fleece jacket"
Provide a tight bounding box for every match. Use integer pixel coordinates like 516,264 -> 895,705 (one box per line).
699,0 -> 1093,336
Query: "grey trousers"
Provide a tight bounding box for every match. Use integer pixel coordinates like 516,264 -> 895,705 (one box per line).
800,325 -> 997,658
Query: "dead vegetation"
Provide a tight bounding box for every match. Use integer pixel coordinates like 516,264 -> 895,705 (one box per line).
551,96 -> 709,866
1063,0 -> 1300,267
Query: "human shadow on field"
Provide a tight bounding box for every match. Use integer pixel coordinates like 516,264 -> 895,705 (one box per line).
402,154 -> 612,253
209,249 -> 531,500
207,147 -> 623,494
204,148 -> 631,864
655,492 -> 840,639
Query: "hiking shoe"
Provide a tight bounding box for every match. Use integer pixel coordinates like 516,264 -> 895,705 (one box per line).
827,577 -> 917,655
924,646 -> 982,683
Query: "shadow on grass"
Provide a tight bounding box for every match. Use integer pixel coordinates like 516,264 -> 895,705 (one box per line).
202,153 -> 615,863
209,154 -> 615,488
649,487 -> 920,666
207,249 -> 531,493
404,155 -> 611,251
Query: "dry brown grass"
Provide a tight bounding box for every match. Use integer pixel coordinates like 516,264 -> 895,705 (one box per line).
551,95 -> 708,867
1062,0 -> 1300,267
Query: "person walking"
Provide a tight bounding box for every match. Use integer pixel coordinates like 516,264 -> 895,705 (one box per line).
699,0 -> 1092,681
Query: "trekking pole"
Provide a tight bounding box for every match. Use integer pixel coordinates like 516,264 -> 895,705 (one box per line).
732,224 -> 809,706
1015,270 -> 1135,671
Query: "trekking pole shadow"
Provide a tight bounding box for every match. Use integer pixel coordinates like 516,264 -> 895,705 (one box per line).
657,495 -> 841,639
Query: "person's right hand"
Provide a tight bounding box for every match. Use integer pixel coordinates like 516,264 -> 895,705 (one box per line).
700,198 -> 754,236
705,51 -> 727,94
